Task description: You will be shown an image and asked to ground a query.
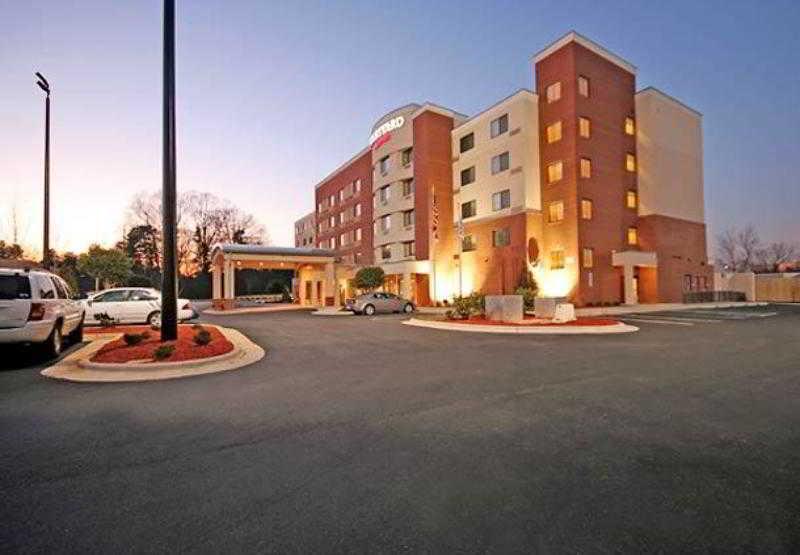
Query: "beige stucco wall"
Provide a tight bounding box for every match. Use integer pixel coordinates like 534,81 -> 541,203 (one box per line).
713,271 -> 755,300
451,90 -> 541,226
635,87 -> 704,224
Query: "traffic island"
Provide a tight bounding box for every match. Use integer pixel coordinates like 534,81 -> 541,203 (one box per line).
41,324 -> 265,383
403,316 -> 638,334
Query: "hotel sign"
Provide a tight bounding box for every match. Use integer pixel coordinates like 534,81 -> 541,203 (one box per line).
369,115 -> 405,149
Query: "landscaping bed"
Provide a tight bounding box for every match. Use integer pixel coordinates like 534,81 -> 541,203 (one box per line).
447,315 -> 620,327
89,325 -> 233,364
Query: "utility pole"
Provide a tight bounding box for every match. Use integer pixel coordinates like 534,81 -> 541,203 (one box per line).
160,0 -> 179,340
35,72 -> 51,268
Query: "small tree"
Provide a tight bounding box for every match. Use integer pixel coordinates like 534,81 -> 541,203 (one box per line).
354,266 -> 385,292
77,244 -> 132,289
515,269 -> 539,311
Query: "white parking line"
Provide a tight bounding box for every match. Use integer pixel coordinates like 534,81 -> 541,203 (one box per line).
622,317 -> 694,326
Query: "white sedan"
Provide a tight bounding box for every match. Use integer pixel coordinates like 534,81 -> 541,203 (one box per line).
83,287 -> 196,327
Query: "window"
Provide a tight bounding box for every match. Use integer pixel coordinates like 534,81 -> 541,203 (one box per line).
403,209 -> 415,227
339,190 -> 344,201
340,233 -> 348,246
490,114 -> 508,138
0,275 -> 32,300
579,117 -> 591,138
401,147 -> 413,166
626,190 -> 638,209
578,75 -> 590,97
94,289 -> 129,303
331,236 -> 337,248
546,81 -> 561,103
402,179 -> 414,196
492,189 -> 511,211
339,211 -> 345,224
582,248 -> 594,268
491,152 -> 510,174
329,216 -> 335,228
546,121 -> 562,143
379,185 -> 390,203
548,201 -> 564,223
355,178 -> 362,192
550,250 -> 565,270
380,214 -> 391,233
459,133 -> 474,153
460,166 -> 475,186
462,234 -> 476,252
381,245 -> 391,259
580,158 -> 592,178
317,203 -> 323,213
626,153 -> 636,172
355,228 -> 362,242
379,156 -> 390,175
461,200 -> 477,219
627,226 -> 638,246
329,194 -> 335,206
547,161 -> 563,183
581,199 -> 593,220
492,228 -> 510,247
624,117 -> 635,135
403,241 -> 415,257
355,203 -> 362,217
53,277 -> 70,299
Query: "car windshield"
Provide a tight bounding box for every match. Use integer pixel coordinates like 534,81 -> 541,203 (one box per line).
0,275 -> 32,300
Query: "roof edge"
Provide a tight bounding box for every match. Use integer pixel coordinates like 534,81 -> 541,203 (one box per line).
636,86 -> 702,117
532,31 -> 637,75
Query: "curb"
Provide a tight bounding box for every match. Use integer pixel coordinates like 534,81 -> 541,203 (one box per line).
402,318 -> 638,335
311,310 -> 354,317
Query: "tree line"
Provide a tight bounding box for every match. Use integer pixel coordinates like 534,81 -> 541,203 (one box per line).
716,224 -> 798,273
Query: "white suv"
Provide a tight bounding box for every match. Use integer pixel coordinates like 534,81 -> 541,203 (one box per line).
0,268 -> 85,357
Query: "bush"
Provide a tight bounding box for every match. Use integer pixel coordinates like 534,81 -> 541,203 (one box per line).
153,344 -> 175,360
449,292 -> 485,319
123,332 -> 147,346
354,266 -> 385,292
193,329 -> 212,346
516,270 -> 539,311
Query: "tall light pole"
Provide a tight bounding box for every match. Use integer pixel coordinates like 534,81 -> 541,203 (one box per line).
35,72 -> 51,268
160,0 -> 178,341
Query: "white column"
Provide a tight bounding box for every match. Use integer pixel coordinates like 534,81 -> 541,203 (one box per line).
623,264 -> 637,305
224,260 -> 235,300
212,263 -> 222,300
400,272 -> 412,301
324,262 -> 337,306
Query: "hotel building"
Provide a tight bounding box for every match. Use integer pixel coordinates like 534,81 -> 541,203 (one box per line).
293,211 -> 316,248
294,31 -> 711,307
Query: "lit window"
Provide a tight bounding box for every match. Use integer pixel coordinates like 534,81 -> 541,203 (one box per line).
547,161 -> 563,183
548,201 -> 564,223
355,179 -> 362,192
580,158 -> 592,178
546,121 -> 562,143
401,147 -> 413,166
381,245 -> 391,259
579,117 -> 591,138
492,228 -> 510,247
492,189 -> 511,211
462,235 -> 476,252
329,216 -> 335,227
317,203 -> 322,213
626,190 -> 638,209
355,228 -> 362,241
339,211 -> 345,224
491,152 -> 510,174
403,241 -> 415,257
550,250 -> 565,270
627,227 -> 638,245
331,236 -> 337,248
461,200 -> 477,219
625,117 -> 635,135
460,133 -> 474,153
402,179 -> 414,196
582,248 -> 594,268
578,75 -> 590,97
329,194 -> 335,206
546,81 -> 561,103
355,203 -> 362,217
581,199 -> 593,220
339,190 -> 344,201
340,233 -> 347,246
490,114 -> 509,138
461,167 -> 475,186
626,153 -> 636,172
403,209 -> 415,227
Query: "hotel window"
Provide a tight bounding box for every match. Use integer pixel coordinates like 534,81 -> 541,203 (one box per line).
582,248 -> 594,268
579,117 -> 591,138
317,203 -> 322,213
339,211 -> 345,224
403,241 -> 415,257
340,233 -> 348,246
355,178 -> 362,192
625,117 -> 635,135
490,114 -> 508,138
492,228 -> 511,247
329,215 -> 335,228
461,200 -> 477,219
578,75 -> 590,97
581,199 -> 593,220
461,166 -> 475,186
626,190 -> 638,209
548,200 -> 564,223
329,194 -> 335,206
401,147 -> 413,166
380,214 -> 392,232
547,161 -> 563,183
317,223 -> 322,234
460,132 -> 474,153
355,203 -> 362,217
402,179 -> 414,196
627,226 -> 638,246
462,234 -> 476,252
379,185 -> 390,203
546,81 -> 561,103
546,121 -> 562,143
626,153 -> 636,172
491,152 -> 510,174
580,158 -> 592,178
379,156 -> 390,175
339,190 -> 344,202
381,245 -> 391,260
492,189 -> 511,211
550,250 -> 565,270
331,236 -> 337,248
403,209 -> 415,227
355,228 -> 362,242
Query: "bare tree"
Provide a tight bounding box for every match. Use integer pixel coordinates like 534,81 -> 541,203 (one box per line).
737,225 -> 761,271
759,241 -> 798,272
716,228 -> 739,271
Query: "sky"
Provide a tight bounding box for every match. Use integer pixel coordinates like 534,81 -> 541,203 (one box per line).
1,0 -> 799,257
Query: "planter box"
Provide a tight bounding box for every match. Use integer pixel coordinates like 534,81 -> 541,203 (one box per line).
534,296 -> 567,318
485,295 -> 524,323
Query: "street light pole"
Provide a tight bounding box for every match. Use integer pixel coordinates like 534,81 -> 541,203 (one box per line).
35,72 -> 51,268
160,0 -> 179,341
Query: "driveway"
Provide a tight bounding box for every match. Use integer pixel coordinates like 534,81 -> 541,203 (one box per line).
1,304 -> 799,552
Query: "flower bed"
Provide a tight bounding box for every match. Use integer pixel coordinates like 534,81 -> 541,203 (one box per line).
89,325 -> 233,364
451,315 -> 620,327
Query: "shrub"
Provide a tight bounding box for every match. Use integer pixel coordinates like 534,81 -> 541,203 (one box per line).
123,332 -> 147,346
95,312 -> 116,328
516,270 -> 539,311
449,292 -> 485,319
153,344 -> 175,360
354,266 -> 385,292
193,329 -> 212,346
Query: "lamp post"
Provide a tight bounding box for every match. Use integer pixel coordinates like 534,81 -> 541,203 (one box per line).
35,72 -> 51,268
160,0 -> 178,341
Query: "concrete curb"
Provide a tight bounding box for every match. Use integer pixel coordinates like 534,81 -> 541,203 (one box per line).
576,301 -> 767,317
402,318 -> 638,335
311,309 -> 354,316
41,326 -> 265,383
203,305 -> 312,316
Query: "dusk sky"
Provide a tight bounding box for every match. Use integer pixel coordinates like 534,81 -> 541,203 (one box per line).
2,0 -> 798,256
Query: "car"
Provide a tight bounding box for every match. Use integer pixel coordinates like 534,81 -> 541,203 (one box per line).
346,292 -> 415,316
82,287 -> 196,327
0,267 -> 85,357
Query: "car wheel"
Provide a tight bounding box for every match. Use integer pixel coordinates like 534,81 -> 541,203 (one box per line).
147,311 -> 162,329
363,304 -> 376,316
403,303 -> 414,314
44,323 -> 63,358
68,317 -> 84,343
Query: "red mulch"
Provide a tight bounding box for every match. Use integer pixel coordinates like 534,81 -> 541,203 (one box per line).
86,325 -> 160,335
453,316 -> 620,327
89,324 -> 233,364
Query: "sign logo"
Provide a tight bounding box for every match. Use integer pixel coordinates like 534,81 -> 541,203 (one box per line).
369,116 -> 405,148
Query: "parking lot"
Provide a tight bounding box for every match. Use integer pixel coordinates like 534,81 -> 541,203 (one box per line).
1,303 -> 799,552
